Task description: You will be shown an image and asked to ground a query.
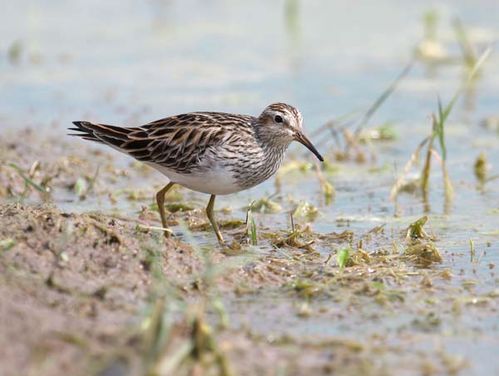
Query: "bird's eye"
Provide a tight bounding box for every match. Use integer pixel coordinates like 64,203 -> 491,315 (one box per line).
274,115 -> 283,123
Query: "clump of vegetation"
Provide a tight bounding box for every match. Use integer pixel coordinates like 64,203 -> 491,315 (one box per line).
347,247 -> 371,266
473,152 -> 499,188
189,218 -> 245,233
268,216 -> 316,251
405,215 -> 432,241
292,201 -> 318,221
165,203 -> 195,213
474,152 -> 488,185
405,242 -> 442,266
0,238 -> 16,251
404,216 -> 442,266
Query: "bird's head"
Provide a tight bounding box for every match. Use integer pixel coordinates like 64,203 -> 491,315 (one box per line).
256,103 -> 323,161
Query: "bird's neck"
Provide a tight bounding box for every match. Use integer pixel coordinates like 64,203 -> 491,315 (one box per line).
247,122 -> 291,178
234,127 -> 290,190
255,124 -> 292,154
259,137 -> 289,181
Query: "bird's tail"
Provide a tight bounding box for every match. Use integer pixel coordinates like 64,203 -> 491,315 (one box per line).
68,121 -> 156,162
69,121 -> 138,147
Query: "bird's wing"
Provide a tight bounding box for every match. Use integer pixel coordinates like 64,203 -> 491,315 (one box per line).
69,112 -> 253,172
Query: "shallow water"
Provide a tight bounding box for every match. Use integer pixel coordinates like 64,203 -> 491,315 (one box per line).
1,0 -> 499,374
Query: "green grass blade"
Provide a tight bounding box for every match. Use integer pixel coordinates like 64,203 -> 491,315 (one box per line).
435,96 -> 446,160
245,202 -> 258,246
434,48 -> 491,160
8,163 -> 48,193
337,248 -> 350,270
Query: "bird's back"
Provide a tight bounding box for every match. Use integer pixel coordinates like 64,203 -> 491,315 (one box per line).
70,112 -> 254,172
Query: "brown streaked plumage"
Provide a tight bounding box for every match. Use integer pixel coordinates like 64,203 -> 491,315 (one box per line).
69,103 -> 323,244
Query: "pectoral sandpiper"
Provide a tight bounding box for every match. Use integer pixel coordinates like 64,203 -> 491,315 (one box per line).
69,103 -> 323,244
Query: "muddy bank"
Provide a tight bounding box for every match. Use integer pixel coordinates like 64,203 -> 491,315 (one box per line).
0,201 -> 376,376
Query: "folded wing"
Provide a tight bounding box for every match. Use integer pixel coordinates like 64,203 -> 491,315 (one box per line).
69,113 -> 250,173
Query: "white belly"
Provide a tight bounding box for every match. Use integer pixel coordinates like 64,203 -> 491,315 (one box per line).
147,162 -> 242,195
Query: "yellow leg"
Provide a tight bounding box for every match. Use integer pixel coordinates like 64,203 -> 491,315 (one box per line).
155,182 -> 175,237
206,194 -> 224,244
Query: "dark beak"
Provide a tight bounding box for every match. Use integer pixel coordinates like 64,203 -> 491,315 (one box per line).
294,131 -> 324,162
